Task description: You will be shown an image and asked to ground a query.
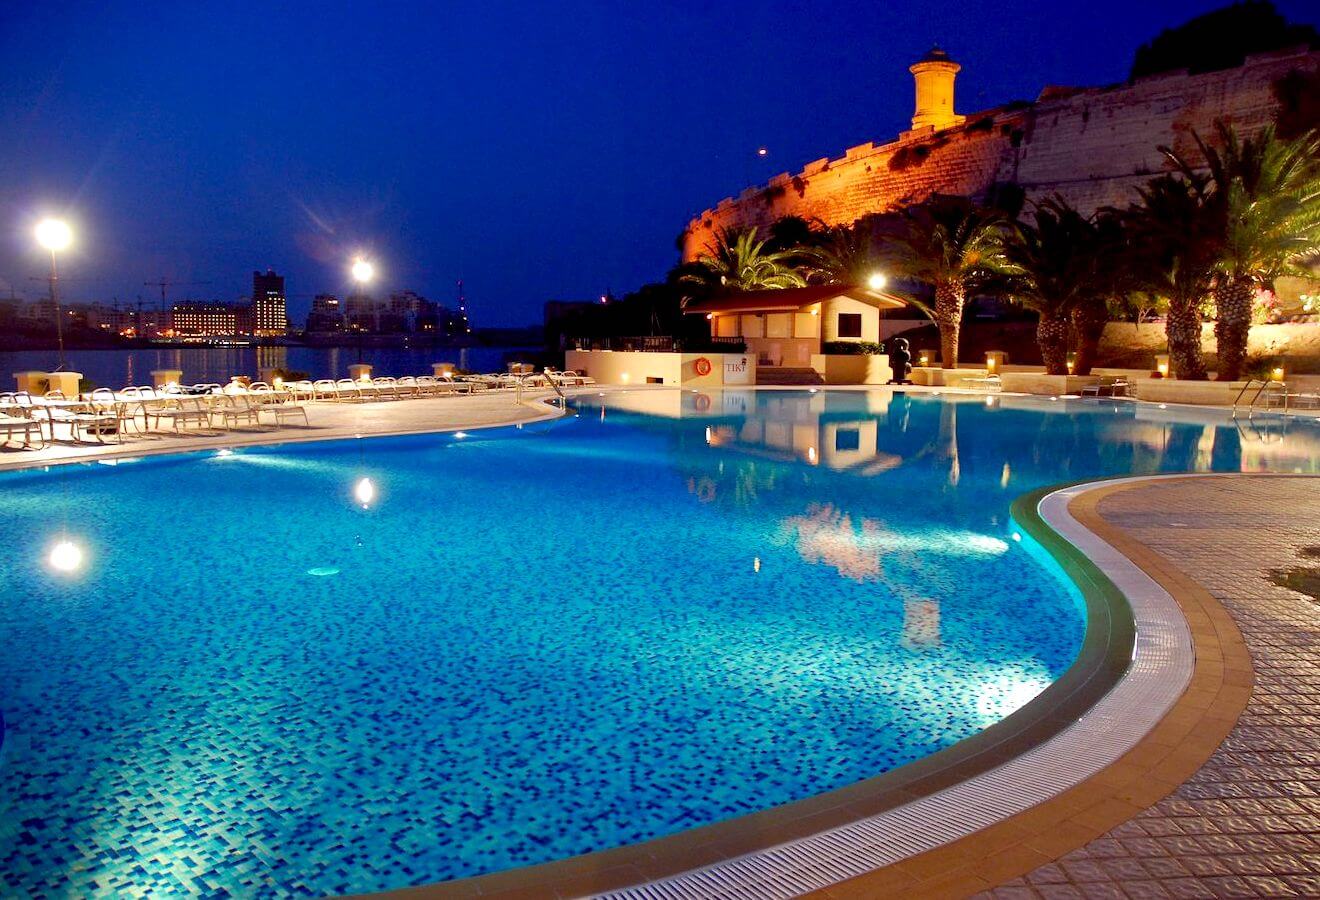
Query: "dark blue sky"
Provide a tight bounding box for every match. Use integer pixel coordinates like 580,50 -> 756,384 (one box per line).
1,1 -> 1311,326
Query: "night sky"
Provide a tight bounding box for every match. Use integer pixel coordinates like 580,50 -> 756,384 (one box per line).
1,1 -> 1311,326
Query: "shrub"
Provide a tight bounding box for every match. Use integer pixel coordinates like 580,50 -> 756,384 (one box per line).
1242,353 -> 1283,380
822,341 -> 884,355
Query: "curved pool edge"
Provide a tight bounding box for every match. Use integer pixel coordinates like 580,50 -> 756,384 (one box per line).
373,479 -> 1166,900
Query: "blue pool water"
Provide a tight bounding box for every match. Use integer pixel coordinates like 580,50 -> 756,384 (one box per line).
1,390 -> 1317,895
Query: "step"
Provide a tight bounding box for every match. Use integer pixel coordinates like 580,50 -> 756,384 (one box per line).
756,367 -> 825,386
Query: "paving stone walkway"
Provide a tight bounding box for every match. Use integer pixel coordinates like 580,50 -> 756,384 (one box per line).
980,475 -> 1320,900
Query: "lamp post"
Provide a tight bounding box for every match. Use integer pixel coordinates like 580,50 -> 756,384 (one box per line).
35,219 -> 73,370
351,258 -> 374,364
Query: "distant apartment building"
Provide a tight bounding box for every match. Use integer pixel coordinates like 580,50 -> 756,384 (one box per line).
169,301 -> 238,338
345,291 -> 377,332
306,293 -> 345,332
84,303 -> 136,336
19,299 -> 57,325
309,289 -> 465,337
251,268 -> 288,336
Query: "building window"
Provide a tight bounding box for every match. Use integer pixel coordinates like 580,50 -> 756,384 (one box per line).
835,429 -> 860,452
837,313 -> 862,338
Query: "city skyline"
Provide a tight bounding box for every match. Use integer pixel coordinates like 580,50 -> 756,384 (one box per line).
2,0 -> 1314,326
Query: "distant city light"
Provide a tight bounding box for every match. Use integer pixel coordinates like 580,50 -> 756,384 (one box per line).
35,218 -> 73,252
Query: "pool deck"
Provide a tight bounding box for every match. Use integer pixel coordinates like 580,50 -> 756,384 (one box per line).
969,476 -> 1320,900
5,388 -> 1318,897
0,389 -> 565,471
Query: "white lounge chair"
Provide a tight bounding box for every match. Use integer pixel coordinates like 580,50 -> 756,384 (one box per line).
0,393 -> 44,449
249,383 -> 309,427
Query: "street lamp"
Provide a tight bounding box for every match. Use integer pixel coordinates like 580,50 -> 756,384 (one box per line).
35,218 -> 73,370
867,272 -> 888,291
350,258 -> 374,363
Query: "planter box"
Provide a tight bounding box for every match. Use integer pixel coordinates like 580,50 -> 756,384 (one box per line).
999,373 -> 1101,395
1131,379 -> 1254,407
810,354 -> 893,385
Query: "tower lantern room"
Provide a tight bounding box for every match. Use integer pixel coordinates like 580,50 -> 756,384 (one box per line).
909,46 -> 965,132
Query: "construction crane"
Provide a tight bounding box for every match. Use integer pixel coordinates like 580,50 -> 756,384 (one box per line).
145,277 -> 212,314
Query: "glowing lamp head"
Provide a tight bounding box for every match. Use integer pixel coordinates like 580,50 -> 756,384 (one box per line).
866,272 -> 887,291
351,258 -> 374,284
756,147 -> 768,157
354,476 -> 376,508
36,218 -> 73,252
48,539 -> 84,573
1271,366 -> 1285,381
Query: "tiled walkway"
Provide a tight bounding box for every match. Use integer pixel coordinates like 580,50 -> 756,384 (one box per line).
982,476 -> 1320,900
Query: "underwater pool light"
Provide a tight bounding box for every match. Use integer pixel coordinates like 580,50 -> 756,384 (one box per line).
354,477 -> 376,508
48,539 -> 84,573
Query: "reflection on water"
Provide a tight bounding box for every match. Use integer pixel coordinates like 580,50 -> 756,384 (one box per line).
780,503 -> 887,582
0,345 -> 530,387
584,388 -> 1320,665
604,388 -> 1320,496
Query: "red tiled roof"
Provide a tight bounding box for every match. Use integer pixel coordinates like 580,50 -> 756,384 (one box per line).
684,285 -> 907,314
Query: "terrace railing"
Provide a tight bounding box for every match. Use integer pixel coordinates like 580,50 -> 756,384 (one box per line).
569,336 -> 746,353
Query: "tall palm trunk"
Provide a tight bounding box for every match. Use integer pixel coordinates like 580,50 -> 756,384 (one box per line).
1036,313 -> 1070,375
1213,276 -> 1254,382
1070,298 -> 1109,376
1165,298 -> 1208,380
934,281 -> 965,369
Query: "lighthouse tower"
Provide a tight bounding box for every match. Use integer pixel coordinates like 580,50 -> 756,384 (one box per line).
909,47 -> 966,132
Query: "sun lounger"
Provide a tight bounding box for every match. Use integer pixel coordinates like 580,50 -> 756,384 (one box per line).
209,394 -> 261,429
31,392 -> 126,443
148,396 -> 213,433
1080,376 -> 1130,398
369,377 -> 400,401
312,379 -> 341,401
249,383 -> 310,427
0,393 -> 44,449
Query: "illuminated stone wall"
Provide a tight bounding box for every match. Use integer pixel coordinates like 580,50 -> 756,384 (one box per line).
682,47 -> 1320,260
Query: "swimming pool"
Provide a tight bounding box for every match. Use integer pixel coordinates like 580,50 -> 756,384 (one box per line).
1,390 -> 1316,895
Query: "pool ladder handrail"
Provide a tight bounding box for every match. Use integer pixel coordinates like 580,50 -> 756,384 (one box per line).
1231,378 -> 1286,420
514,370 -> 568,413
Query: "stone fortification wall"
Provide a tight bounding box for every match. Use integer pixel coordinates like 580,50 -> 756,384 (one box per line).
682,47 -> 1319,260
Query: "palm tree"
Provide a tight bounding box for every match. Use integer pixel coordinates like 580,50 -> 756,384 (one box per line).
677,227 -> 806,303
1123,173 -> 1220,380
1070,209 -> 1131,376
1003,200 -> 1097,375
882,195 -> 1017,368
1164,124 -> 1320,380
801,223 -> 884,286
